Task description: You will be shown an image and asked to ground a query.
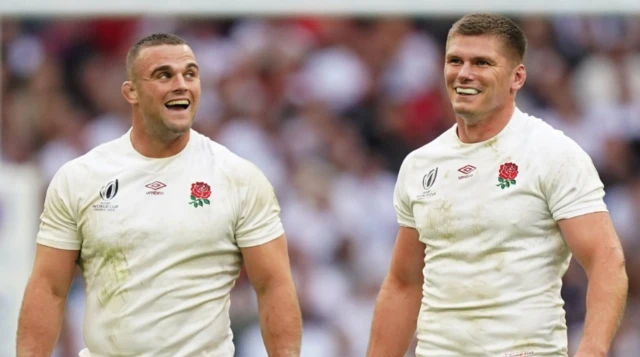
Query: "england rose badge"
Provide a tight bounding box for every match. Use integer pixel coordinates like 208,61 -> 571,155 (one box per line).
189,182 -> 211,208
496,162 -> 518,189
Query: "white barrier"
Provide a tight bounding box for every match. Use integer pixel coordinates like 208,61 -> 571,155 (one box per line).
0,163 -> 42,356
0,0 -> 639,15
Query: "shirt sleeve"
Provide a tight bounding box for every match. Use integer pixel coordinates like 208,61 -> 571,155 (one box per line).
234,163 -> 285,248
394,155 -> 416,228
544,138 -> 608,221
36,164 -> 81,250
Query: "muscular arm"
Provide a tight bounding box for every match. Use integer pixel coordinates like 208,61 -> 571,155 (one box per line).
17,244 -> 78,357
367,227 -> 425,357
241,235 -> 302,357
559,212 -> 628,357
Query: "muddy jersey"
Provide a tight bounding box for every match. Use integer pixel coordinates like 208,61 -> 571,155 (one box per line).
394,108 -> 607,357
37,129 -> 284,357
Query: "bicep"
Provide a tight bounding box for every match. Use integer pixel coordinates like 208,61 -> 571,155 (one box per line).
29,244 -> 79,298
558,212 -> 624,271
387,227 -> 425,287
240,235 -> 293,294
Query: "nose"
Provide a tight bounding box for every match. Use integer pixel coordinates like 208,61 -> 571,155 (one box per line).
457,62 -> 474,82
172,74 -> 188,92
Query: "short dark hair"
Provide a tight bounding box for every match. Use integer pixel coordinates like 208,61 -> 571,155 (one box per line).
126,33 -> 187,79
447,14 -> 527,63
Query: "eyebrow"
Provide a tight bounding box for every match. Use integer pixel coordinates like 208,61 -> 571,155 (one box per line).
473,56 -> 493,62
149,62 -> 200,77
446,54 -> 495,63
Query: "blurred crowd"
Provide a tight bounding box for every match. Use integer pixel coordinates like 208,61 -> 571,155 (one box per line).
2,14 -> 640,356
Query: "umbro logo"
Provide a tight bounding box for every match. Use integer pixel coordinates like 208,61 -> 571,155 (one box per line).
458,165 -> 476,180
145,181 -> 166,195
145,181 -> 166,190
458,165 -> 476,175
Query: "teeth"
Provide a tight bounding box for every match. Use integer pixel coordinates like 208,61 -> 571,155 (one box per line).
166,99 -> 189,106
456,88 -> 480,95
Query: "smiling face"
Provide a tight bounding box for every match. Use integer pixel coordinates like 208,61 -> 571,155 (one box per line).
122,44 -> 201,139
444,34 -> 526,125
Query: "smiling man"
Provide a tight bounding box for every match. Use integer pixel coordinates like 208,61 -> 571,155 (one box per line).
367,14 -> 628,357
17,33 -> 302,357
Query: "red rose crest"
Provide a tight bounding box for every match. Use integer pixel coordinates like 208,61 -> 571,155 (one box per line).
189,182 -> 211,208
496,162 -> 518,189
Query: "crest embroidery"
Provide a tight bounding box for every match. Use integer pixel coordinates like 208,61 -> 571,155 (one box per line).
189,182 -> 211,208
496,163 -> 518,189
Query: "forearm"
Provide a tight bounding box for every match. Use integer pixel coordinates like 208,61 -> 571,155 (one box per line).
367,278 -> 422,357
256,281 -> 302,357
576,253 -> 628,356
16,281 -> 67,357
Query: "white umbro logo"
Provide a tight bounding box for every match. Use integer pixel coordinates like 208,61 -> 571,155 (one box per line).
145,181 -> 166,195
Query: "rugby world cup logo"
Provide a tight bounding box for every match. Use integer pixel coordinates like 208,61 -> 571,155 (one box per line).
100,179 -> 119,201
423,168 -> 438,190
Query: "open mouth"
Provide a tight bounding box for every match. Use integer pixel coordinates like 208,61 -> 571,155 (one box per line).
455,88 -> 481,96
165,99 -> 190,111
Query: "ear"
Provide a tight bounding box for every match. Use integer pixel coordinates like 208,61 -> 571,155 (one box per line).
121,80 -> 138,104
511,64 -> 527,92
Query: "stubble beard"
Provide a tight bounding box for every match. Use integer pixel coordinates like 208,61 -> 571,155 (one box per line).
453,103 -> 486,126
458,113 -> 485,126
146,112 -> 193,143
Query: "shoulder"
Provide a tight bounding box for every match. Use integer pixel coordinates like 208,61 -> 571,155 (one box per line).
191,130 -> 266,179
518,110 -> 588,158
407,125 -> 455,160
48,134 -> 131,193
55,138 -> 120,179
516,111 -> 598,187
417,125 -> 456,155
399,125 -> 455,175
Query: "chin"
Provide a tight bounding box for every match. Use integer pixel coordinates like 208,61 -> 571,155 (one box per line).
459,115 -> 484,126
170,124 -> 192,135
452,103 -> 477,116
164,118 -> 193,135
453,106 -> 484,125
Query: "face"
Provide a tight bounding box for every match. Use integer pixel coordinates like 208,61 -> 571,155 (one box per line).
123,44 -> 201,138
444,34 -> 525,124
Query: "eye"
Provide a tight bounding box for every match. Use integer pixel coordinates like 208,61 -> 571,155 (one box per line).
448,58 -> 462,64
185,71 -> 197,78
477,60 -> 489,66
158,72 -> 171,79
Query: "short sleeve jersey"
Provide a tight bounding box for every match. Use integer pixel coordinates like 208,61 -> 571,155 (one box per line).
394,108 -> 607,357
37,129 -> 284,357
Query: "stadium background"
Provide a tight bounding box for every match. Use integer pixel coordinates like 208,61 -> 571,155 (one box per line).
0,5 -> 639,357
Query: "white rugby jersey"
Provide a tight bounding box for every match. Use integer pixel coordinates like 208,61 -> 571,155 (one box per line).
37,129 -> 284,357
394,108 -> 607,357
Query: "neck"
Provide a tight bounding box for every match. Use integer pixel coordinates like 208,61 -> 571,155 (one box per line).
130,120 -> 190,159
456,103 -> 516,143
